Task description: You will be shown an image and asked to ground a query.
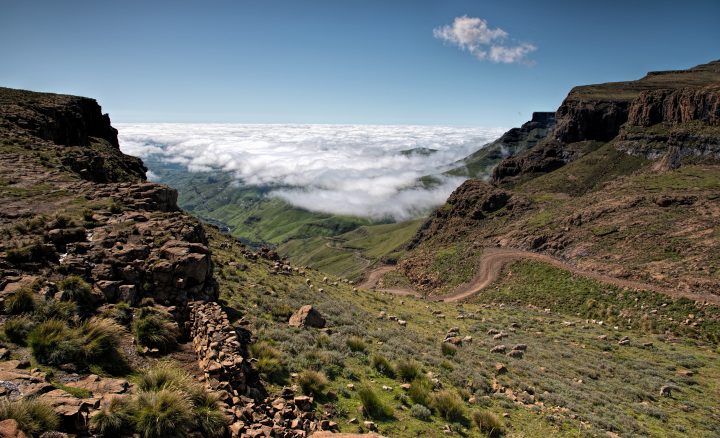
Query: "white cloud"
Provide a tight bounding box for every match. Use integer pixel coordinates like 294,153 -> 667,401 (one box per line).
118,123 -> 504,221
433,16 -> 536,64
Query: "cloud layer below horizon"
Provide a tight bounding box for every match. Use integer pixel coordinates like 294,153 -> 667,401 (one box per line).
434,16 -> 536,64
118,124 -> 503,220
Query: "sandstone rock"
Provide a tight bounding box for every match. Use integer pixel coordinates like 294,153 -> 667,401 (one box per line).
0,419 -> 29,438
288,305 -> 326,328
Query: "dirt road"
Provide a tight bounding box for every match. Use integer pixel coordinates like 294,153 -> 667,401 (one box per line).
360,247 -> 720,305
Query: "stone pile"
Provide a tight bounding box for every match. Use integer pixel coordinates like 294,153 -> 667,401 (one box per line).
229,389 -> 339,437
188,301 -> 248,398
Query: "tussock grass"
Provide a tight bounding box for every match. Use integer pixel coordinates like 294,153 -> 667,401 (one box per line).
4,287 -> 35,314
431,390 -> 465,422
472,410 -> 504,437
298,370 -> 328,396
0,398 -> 59,435
358,383 -> 393,419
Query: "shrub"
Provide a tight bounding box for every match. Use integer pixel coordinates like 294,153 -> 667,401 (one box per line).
396,359 -> 420,382
371,354 -> 395,378
358,384 -> 393,419
441,342 -> 458,357
408,376 -> 432,407
298,370 -> 328,396
4,287 -> 35,314
346,336 -> 367,353
28,319 -> 82,365
132,311 -> 178,352
134,389 -> 193,438
431,390 -> 465,422
57,275 -> 92,302
3,315 -> 36,345
90,397 -> 135,436
250,341 -> 287,384
0,398 -> 59,435
410,403 -> 432,421
472,410 -> 504,437
81,317 -> 125,362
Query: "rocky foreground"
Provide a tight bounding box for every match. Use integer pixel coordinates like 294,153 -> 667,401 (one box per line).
0,88 -> 365,437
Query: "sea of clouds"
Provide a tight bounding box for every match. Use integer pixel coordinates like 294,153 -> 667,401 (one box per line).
117,124 -> 504,221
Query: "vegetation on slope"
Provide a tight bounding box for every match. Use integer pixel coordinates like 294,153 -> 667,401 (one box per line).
209,226 -> 720,437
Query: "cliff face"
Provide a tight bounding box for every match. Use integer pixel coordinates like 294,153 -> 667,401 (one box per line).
626,85 -> 720,127
552,97 -> 631,143
0,87 -> 121,149
0,87 -> 145,182
491,60 -> 720,185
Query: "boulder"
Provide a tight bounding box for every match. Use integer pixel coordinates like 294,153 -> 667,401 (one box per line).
0,419 -> 29,438
288,305 -> 326,328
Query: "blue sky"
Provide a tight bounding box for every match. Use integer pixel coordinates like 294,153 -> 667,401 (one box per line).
1,0 -> 718,127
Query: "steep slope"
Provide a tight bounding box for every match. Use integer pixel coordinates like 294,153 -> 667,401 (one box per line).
397,61 -> 720,303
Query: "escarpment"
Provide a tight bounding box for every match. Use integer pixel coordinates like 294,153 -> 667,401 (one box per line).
491,60 -> 720,185
402,60 -> 720,299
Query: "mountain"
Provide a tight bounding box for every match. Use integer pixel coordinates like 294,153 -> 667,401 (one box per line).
395,61 -> 720,304
446,112 -> 556,179
2,61 -> 720,438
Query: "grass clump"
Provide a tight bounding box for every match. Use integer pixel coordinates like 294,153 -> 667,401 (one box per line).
57,275 -> 93,302
472,410 -> 504,437
346,336 -> 367,353
358,383 -> 393,419
28,319 -> 82,365
97,365 -> 227,437
90,397 -> 135,436
431,390 -> 465,422
132,308 -> 178,353
250,341 -> 288,384
135,389 -> 194,438
3,315 -> 36,344
4,287 -> 35,314
408,376 -> 432,407
410,403 -> 432,421
298,370 -> 328,396
80,317 -> 125,363
0,398 -> 60,435
396,359 -> 420,382
100,302 -> 133,325
371,354 -> 395,378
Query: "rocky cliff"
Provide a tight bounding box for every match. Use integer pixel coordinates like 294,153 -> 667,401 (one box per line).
401,60 -> 720,299
491,60 -> 720,185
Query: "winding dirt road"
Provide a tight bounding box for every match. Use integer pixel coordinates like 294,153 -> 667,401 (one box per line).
360,247 -> 720,305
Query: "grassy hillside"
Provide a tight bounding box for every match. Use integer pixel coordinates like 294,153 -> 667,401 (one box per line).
279,219 -> 423,280
211,227 -> 720,437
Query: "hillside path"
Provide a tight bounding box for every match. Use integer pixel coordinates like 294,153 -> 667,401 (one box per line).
360,247 -> 720,305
